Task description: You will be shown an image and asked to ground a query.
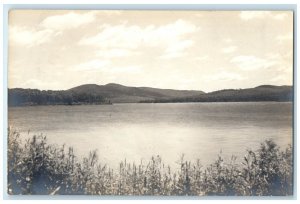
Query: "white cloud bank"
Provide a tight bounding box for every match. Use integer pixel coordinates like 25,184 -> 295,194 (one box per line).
10,11 -> 98,47
230,55 -> 277,71
9,26 -> 55,46
40,11 -> 96,31
79,19 -> 199,59
9,11 -> 293,91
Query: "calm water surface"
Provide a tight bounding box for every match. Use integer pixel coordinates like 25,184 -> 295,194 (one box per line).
8,102 -> 293,168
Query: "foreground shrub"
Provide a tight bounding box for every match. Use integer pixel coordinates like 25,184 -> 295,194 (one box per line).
7,128 -> 293,196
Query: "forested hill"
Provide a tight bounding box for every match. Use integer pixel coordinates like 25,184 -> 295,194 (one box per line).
8,84 -> 292,106
140,85 -> 293,103
8,83 -> 203,106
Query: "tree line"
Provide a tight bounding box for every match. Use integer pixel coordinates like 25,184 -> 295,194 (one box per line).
140,86 -> 293,103
8,88 -> 109,106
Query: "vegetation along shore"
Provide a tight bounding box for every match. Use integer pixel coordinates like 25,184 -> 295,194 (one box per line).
8,128 -> 293,196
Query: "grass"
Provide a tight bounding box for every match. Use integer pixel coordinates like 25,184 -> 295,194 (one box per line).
7,128 -> 293,196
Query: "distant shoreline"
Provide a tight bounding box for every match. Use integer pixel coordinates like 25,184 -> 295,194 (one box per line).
7,101 -> 293,108
8,83 -> 293,107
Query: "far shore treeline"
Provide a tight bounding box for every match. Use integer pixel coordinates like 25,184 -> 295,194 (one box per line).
8,83 -> 293,106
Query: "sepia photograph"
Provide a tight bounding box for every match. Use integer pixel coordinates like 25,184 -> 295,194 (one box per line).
7,9 -> 294,196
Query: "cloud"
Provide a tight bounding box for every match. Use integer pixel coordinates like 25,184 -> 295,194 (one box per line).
99,10 -> 122,16
159,52 -> 186,59
239,11 -> 289,21
40,11 -> 96,31
160,40 -> 194,59
230,55 -> 276,71
165,40 -> 194,53
74,59 -> 111,71
9,26 -> 54,47
239,11 -> 270,20
195,55 -> 209,61
10,11 -> 98,47
221,46 -> 237,54
96,49 -> 139,58
204,71 -> 245,82
79,24 -> 139,49
73,59 -> 142,74
108,65 -> 142,74
79,19 -> 198,51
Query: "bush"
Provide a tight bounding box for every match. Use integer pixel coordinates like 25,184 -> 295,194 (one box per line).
7,128 -> 293,196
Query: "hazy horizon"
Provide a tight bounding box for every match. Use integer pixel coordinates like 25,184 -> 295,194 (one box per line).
8,10 -> 293,92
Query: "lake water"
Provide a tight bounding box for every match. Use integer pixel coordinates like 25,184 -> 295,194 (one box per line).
8,102 -> 293,169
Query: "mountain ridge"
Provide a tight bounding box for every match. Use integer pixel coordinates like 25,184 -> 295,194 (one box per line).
143,84 -> 293,103
8,83 -> 293,106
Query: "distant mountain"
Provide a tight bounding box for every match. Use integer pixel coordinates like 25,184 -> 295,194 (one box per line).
142,85 -> 293,103
8,84 -> 293,106
68,83 -> 204,103
8,83 -> 204,106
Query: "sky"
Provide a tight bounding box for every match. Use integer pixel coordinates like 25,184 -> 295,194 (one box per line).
8,10 -> 293,92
